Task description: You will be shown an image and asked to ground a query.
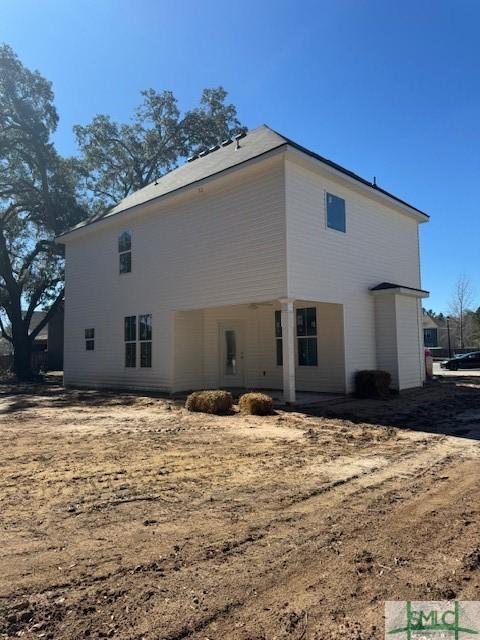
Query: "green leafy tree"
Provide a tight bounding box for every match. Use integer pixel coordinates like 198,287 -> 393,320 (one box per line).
0,44 -> 87,378
74,86 -> 246,212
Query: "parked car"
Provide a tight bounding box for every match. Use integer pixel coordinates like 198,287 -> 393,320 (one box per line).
440,352 -> 480,370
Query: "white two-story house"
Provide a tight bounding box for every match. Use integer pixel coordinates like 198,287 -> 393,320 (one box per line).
58,125 -> 429,402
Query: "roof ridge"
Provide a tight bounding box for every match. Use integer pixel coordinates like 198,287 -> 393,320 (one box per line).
58,124 -> 428,239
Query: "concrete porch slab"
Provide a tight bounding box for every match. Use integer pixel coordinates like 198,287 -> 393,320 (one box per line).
268,390 -> 343,407
223,388 -> 343,407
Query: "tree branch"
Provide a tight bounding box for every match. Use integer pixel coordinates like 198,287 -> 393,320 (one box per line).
18,239 -> 57,284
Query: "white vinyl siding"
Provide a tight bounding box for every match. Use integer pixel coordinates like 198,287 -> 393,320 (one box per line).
285,156 -> 422,391
396,296 -> 423,389
64,157 -> 286,390
374,294 -> 399,388
172,301 -> 345,394
373,292 -> 424,390
63,148 -> 425,394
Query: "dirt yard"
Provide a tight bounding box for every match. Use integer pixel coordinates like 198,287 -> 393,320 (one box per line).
0,376 -> 479,640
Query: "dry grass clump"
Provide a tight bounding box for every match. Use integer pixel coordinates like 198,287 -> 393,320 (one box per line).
239,392 -> 274,415
185,390 -> 233,414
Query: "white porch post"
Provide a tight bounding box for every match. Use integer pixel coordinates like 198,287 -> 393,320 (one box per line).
279,298 -> 296,404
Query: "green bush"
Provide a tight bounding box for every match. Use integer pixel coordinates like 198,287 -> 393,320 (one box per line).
239,392 -> 274,415
185,390 -> 233,414
354,370 -> 391,399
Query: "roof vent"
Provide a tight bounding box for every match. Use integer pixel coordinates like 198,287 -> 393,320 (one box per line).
373,176 -> 377,187
234,131 -> 247,150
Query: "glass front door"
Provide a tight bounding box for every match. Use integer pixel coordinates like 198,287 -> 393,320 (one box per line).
225,330 -> 237,375
219,322 -> 245,387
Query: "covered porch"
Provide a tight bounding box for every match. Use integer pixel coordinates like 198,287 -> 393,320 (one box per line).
173,299 -> 346,402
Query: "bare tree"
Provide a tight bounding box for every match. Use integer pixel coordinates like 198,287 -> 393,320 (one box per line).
448,274 -> 474,348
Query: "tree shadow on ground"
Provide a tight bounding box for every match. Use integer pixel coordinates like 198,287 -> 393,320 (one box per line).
295,377 -> 480,442
0,377 -> 173,415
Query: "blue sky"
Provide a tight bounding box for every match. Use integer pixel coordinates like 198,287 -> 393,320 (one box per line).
1,0 -> 479,312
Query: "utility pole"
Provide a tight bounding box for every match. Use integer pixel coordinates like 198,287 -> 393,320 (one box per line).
447,316 -> 452,358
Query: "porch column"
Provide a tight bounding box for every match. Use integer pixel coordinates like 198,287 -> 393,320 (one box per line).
279,298 -> 296,403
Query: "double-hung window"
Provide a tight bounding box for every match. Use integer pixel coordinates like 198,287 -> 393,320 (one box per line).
85,328 -> 95,351
139,314 -> 152,368
124,314 -> 152,368
124,316 -> 136,367
326,193 -> 346,233
119,231 -> 132,274
296,307 -> 318,366
275,310 -> 283,366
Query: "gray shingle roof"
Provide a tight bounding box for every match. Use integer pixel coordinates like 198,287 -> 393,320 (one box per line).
370,282 -> 429,294
105,126 -> 285,218
60,124 -> 428,237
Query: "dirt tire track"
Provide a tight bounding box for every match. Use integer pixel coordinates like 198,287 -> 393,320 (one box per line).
0,377 -> 479,639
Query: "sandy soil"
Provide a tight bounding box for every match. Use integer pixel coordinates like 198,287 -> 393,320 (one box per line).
0,377 -> 479,639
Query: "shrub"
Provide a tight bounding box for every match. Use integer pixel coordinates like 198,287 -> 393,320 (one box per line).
354,370 -> 391,399
185,390 -> 233,414
239,392 -> 274,415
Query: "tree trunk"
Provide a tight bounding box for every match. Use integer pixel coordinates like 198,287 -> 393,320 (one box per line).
11,322 -> 34,380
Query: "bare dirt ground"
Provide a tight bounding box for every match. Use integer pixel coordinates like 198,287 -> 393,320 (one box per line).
0,376 -> 479,640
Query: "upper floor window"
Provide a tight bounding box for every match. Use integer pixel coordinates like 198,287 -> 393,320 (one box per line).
118,231 -> 132,274
326,193 -> 346,233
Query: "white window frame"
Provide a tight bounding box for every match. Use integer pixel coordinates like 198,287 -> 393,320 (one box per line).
118,230 -> 132,274
139,313 -> 152,368
325,191 -> 346,234
124,315 -> 136,367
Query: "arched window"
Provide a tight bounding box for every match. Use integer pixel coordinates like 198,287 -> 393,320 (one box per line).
118,231 -> 131,274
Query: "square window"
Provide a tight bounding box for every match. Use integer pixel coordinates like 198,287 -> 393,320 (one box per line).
86,340 -> 94,351
140,341 -> 152,368
423,328 -> 438,347
85,328 -> 94,339
125,342 -> 136,367
119,252 -> 131,274
326,193 -> 346,233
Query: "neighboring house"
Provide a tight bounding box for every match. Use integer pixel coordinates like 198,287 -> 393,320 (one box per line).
422,311 -> 439,348
57,125 -> 429,401
28,307 -> 64,370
